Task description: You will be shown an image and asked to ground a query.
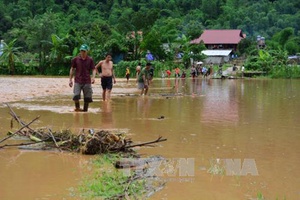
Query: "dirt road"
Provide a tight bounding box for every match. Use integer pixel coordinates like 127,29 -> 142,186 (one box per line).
0,76 -> 137,103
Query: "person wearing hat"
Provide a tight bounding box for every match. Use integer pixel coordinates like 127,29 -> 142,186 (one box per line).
69,44 -> 96,112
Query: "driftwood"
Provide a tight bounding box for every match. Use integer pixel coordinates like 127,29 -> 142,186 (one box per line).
115,155 -> 164,169
122,136 -> 167,149
48,128 -> 62,152
0,104 -> 167,155
6,103 -> 44,137
0,141 -> 45,149
0,116 -> 40,144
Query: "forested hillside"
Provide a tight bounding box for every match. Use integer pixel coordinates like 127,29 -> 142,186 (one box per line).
0,0 -> 299,75
1,0 -> 300,37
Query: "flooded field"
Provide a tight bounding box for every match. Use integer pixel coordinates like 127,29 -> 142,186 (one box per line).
0,76 -> 300,199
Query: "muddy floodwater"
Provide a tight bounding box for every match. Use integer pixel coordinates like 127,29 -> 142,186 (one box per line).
0,76 -> 300,200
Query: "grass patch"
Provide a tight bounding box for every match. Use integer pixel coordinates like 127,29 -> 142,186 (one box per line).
78,153 -> 164,199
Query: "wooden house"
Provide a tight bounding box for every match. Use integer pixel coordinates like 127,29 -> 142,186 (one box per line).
191,29 -> 246,64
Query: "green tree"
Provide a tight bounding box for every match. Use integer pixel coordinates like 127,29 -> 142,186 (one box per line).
103,30 -> 128,62
271,27 -> 300,55
202,0 -> 223,26
140,29 -> 165,61
0,3 -> 13,36
20,11 -> 59,73
278,27 -> 294,46
130,8 -> 160,31
108,0 -> 123,25
154,17 -> 182,43
115,9 -> 143,60
0,39 -> 22,75
237,37 -> 256,55
181,9 -> 205,39
285,38 -> 300,55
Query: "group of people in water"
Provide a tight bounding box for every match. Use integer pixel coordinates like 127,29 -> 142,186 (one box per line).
68,44 -> 155,112
69,44 -> 117,112
68,44 -> 227,112
161,63 -> 214,80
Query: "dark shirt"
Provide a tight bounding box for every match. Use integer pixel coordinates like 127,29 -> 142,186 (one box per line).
71,56 -> 95,84
149,67 -> 154,76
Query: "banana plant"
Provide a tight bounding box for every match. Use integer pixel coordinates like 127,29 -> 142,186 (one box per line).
42,34 -> 70,65
257,49 -> 273,73
0,39 -> 22,75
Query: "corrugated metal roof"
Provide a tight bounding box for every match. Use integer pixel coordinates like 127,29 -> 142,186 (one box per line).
202,50 -> 232,56
191,30 -> 245,44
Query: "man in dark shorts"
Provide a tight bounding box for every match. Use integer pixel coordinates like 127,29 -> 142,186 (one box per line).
101,76 -> 113,92
69,44 -> 96,112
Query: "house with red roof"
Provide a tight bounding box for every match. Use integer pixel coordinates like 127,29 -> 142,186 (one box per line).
191,29 -> 246,64
191,29 -> 246,50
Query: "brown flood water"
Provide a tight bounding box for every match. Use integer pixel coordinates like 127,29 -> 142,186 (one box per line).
0,77 -> 300,200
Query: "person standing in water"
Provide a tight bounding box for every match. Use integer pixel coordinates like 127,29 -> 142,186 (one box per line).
69,44 -> 96,112
136,63 -> 141,82
125,67 -> 130,84
95,53 -> 116,101
137,63 -> 151,95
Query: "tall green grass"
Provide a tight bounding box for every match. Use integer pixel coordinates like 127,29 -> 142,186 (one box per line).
270,65 -> 300,79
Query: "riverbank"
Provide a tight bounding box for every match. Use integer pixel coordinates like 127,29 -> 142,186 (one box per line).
0,76 -> 131,103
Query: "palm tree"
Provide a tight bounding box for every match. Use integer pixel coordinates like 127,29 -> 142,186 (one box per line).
0,39 -> 22,75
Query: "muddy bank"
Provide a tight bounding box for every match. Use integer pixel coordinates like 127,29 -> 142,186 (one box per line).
0,76 -> 137,103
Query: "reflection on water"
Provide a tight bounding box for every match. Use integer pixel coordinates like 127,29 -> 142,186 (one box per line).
1,78 -> 300,199
100,101 -> 114,129
73,112 -> 91,128
137,96 -> 152,119
201,80 -> 239,124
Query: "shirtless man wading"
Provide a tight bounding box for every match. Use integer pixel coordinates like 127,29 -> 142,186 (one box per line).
95,53 -> 116,101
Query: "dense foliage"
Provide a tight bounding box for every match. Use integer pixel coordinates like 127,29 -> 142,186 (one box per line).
0,0 -> 299,77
